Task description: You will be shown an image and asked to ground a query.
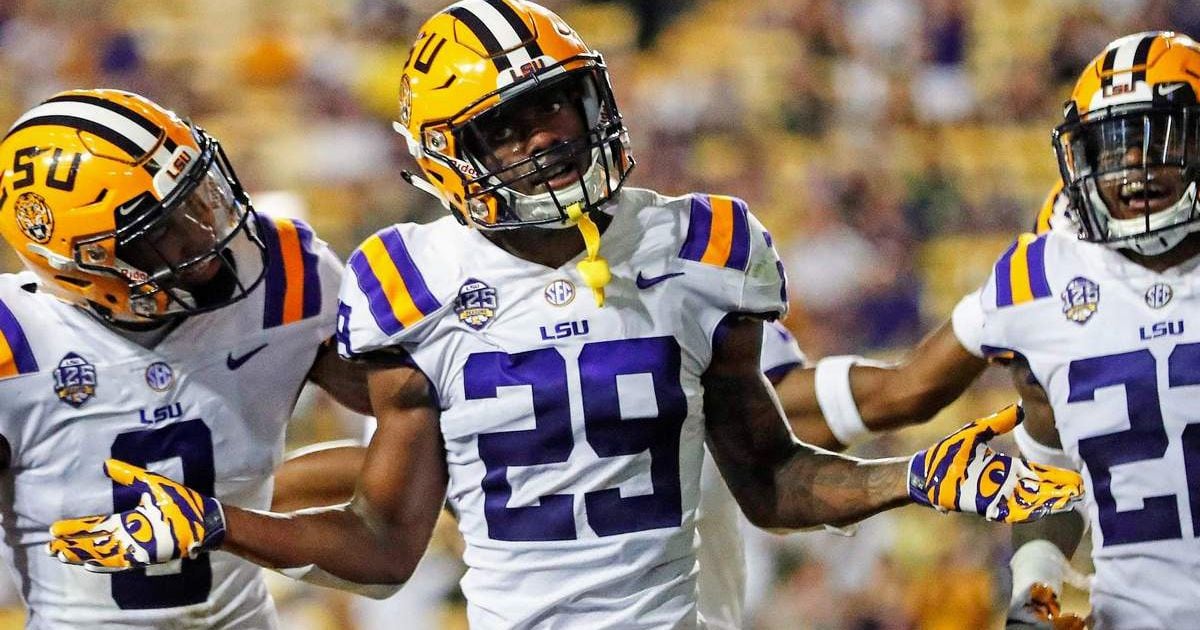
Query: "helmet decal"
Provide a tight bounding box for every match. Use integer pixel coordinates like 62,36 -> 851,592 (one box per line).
14,191 -> 53,243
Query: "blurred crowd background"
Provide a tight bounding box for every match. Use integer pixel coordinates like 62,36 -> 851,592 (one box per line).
0,0 -> 1195,627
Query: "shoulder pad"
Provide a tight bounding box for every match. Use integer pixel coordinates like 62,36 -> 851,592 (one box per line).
256,216 -> 325,329
346,225 -> 442,336
677,193 -> 753,272
0,295 -> 39,380
991,233 -> 1053,308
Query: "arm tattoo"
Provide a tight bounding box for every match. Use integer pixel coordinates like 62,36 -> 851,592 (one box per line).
705,368 -> 908,529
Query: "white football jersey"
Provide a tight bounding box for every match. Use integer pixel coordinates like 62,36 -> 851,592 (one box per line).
954,230 -> 1200,629
0,215 -> 341,629
338,188 -> 787,629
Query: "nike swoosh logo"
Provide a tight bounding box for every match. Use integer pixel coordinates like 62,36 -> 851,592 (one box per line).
1158,83 -> 1185,96
636,271 -> 685,289
226,343 -> 269,370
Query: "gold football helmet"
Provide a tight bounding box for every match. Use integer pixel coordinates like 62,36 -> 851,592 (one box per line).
0,89 -> 266,323
1053,32 -> 1200,255
395,0 -> 634,229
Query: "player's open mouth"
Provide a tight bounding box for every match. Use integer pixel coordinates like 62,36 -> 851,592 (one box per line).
1120,178 -> 1175,211
532,162 -> 578,190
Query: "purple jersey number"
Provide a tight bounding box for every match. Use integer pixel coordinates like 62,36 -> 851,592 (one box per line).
109,419 -> 215,608
1070,345 -> 1200,546
466,336 -> 687,541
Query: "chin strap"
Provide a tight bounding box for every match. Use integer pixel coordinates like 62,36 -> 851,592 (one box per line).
565,203 -> 610,307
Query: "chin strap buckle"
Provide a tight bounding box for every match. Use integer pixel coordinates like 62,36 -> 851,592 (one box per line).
565,203 -> 610,307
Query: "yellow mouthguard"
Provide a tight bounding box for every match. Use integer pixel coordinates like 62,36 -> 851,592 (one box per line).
566,203 -> 610,307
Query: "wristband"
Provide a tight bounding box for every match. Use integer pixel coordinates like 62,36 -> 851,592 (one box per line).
1013,423 -> 1075,471
1009,539 -> 1068,608
814,355 -> 869,446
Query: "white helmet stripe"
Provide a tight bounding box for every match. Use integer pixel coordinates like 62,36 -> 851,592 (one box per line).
1107,33 -> 1156,90
7,101 -> 174,170
454,0 -> 536,72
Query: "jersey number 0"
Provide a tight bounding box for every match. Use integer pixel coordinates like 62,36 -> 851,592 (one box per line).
110,419 -> 215,609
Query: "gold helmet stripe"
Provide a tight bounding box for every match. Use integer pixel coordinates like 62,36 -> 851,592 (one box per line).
447,0 -> 543,73
5,99 -> 173,175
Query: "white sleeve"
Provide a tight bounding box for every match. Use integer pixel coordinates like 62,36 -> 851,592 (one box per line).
951,290 -> 987,359
677,195 -> 788,321
760,321 -> 806,379
336,225 -> 446,359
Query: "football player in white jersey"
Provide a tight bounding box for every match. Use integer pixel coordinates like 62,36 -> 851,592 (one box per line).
744,31 -> 1200,630
48,3 -> 1083,628
270,320 -> 805,629
0,89 -> 376,628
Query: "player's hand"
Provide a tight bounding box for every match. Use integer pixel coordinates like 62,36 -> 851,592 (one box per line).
1006,583 -> 1088,629
46,459 -> 225,572
908,405 -> 1084,523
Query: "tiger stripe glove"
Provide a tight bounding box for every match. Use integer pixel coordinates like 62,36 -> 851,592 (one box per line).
908,405 -> 1084,523
46,459 -> 225,572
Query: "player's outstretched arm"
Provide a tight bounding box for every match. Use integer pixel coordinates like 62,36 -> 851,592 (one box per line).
776,320 -> 988,451
704,316 -> 1084,529
49,364 -> 446,592
224,363 -> 446,586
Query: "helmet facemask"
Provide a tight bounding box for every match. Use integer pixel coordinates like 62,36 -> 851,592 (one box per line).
79,129 -> 267,321
450,65 -> 631,229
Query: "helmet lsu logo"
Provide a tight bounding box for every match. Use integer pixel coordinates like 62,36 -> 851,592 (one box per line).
53,352 -> 97,407
1061,276 -> 1100,324
456,278 -> 497,330
14,191 -> 54,243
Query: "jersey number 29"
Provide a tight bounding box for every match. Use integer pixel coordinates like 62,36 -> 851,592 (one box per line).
466,336 -> 687,541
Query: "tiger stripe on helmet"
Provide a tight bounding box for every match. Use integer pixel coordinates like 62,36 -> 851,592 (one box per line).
447,0 -> 543,74
1101,32 -> 1157,90
4,96 -> 175,176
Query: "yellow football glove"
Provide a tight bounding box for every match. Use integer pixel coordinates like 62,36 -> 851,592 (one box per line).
908,405 -> 1084,523
47,459 -> 225,572
1007,583 -> 1088,629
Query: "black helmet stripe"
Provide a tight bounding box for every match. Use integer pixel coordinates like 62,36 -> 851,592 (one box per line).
484,0 -> 543,58
1131,35 -> 1156,83
6,115 -> 158,175
42,93 -> 179,154
448,6 -> 508,71
4,99 -> 177,174
447,0 -> 542,73
1103,33 -> 1159,89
